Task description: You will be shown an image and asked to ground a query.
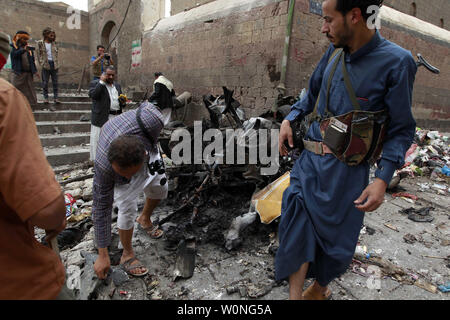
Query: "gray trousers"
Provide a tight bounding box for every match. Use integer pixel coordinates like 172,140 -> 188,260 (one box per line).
42,61 -> 58,100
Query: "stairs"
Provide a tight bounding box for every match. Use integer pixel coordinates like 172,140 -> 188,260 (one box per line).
34,91 -> 92,167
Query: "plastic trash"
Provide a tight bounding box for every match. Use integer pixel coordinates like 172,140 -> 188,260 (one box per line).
442,166 -> 450,177
65,193 -> 76,218
404,144 -> 419,167
438,282 -> 450,293
251,172 -> 290,224
392,192 -> 418,201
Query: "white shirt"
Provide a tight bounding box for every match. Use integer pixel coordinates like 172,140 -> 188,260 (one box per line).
100,80 -> 120,111
45,42 -> 53,61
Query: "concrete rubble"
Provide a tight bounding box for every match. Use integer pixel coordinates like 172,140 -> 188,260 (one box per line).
38,88 -> 449,301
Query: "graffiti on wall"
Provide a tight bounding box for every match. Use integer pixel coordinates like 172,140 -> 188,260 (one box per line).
131,39 -> 142,69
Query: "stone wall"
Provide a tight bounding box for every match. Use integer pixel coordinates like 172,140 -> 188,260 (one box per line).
384,0 -> 449,31
87,0 -> 450,129
136,0 -> 449,129
172,0 -> 450,31
0,0 -> 90,88
171,0 -> 215,15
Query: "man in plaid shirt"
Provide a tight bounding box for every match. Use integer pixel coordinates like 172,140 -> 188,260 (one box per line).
93,101 -> 168,278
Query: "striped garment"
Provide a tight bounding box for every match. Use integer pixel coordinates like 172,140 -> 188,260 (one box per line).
92,101 -> 164,248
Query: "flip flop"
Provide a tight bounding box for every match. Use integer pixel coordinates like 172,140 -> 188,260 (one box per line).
303,284 -> 332,300
120,257 -> 149,278
138,223 -> 164,239
408,213 -> 434,223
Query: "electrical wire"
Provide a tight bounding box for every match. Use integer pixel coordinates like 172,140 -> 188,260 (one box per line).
106,0 -> 132,51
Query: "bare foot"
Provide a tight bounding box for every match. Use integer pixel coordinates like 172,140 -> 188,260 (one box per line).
303,281 -> 332,300
136,215 -> 153,230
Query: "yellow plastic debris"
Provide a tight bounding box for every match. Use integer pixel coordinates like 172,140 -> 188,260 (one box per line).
68,211 -> 91,223
251,172 -> 290,224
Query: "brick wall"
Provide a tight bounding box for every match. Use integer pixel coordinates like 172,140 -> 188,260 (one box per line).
0,0 -> 90,88
135,0 -> 449,129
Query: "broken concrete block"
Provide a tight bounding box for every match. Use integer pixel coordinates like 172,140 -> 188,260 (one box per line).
82,185 -> 93,202
79,251 -> 100,300
81,200 -> 93,208
83,178 -> 94,189
64,250 -> 84,267
65,181 -> 85,190
67,188 -> 83,200
110,266 -> 130,287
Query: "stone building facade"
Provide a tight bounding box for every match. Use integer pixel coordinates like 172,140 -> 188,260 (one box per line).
0,0 -> 90,88
88,0 -> 450,129
383,0 -> 449,31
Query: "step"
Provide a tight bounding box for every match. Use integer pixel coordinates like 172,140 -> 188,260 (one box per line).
45,145 -> 90,167
54,96 -> 91,103
34,102 -> 92,111
40,133 -> 91,148
36,121 -> 91,135
33,110 -> 91,122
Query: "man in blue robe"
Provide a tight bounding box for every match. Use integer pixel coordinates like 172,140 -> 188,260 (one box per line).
276,0 -> 417,300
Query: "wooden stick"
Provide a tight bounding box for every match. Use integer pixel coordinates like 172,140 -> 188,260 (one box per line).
421,255 -> 446,260
384,223 -> 399,232
60,174 -> 94,186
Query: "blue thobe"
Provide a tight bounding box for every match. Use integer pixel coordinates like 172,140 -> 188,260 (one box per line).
275,31 -> 417,286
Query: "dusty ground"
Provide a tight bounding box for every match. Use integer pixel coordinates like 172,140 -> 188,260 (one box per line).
51,166 -> 449,301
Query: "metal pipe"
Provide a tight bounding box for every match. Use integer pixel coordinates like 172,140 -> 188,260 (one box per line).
273,0 -> 296,114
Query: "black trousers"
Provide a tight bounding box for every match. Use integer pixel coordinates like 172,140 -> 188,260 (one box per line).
42,61 -> 58,99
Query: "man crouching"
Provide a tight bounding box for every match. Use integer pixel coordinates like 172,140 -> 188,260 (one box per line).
93,101 -> 167,279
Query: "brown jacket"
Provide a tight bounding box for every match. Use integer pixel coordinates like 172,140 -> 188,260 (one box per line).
0,78 -> 65,299
37,40 -> 59,70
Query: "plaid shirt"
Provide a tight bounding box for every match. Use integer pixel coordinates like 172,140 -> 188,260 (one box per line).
92,102 -> 164,248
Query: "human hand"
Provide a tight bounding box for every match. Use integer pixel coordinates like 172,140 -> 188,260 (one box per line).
354,178 -> 388,212
279,120 -> 293,156
100,73 -> 107,82
94,252 -> 111,280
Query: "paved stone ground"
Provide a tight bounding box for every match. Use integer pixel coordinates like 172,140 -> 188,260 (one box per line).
59,173 -> 449,301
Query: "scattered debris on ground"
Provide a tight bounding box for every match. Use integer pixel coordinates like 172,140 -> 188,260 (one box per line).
41,89 -> 449,300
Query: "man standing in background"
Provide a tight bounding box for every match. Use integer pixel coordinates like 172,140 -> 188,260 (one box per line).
91,45 -> 114,80
10,30 -> 39,109
149,72 -> 175,125
37,27 -> 60,107
89,66 -> 126,161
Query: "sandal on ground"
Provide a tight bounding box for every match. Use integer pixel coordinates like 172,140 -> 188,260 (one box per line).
408,213 -> 434,223
120,257 -> 149,277
303,284 -> 332,300
138,223 -> 164,239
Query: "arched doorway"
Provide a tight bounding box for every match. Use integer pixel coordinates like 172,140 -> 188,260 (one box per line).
101,21 -> 118,74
